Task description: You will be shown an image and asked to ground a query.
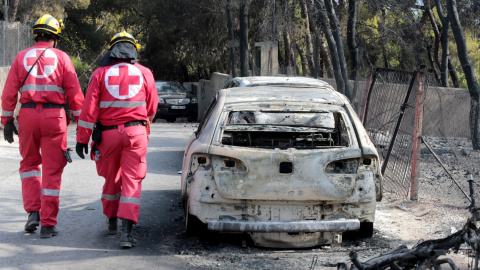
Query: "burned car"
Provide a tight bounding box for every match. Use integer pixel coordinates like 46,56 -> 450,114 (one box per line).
154,81 -> 198,122
223,76 -> 332,89
181,84 -> 382,248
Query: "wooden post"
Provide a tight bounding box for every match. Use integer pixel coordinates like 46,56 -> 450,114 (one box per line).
410,70 -> 425,200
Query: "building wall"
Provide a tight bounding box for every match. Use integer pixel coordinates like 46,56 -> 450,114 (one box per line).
195,72 -> 230,121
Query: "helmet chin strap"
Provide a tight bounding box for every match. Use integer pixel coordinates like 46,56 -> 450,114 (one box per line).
53,38 -> 57,48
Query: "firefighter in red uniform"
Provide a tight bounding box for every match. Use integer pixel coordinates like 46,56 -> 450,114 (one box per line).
1,14 -> 84,238
76,31 -> 158,248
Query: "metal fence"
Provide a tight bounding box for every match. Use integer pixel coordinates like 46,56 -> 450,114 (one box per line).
361,69 -> 422,199
358,67 -> 479,208
419,85 -> 478,208
0,21 -> 32,67
423,86 -> 472,139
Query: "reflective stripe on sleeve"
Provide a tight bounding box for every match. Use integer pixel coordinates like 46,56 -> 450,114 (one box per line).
71,109 -> 82,116
42,188 -> 60,196
100,101 -> 146,108
78,120 -> 95,129
101,192 -> 121,201
2,110 -> 14,117
119,196 -> 140,205
20,171 -> 41,179
19,84 -> 65,94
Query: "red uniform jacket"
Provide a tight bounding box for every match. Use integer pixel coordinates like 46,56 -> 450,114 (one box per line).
76,61 -> 158,144
1,41 -> 84,126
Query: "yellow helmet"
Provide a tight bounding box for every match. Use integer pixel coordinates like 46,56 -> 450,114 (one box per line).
32,14 -> 64,38
108,31 -> 141,50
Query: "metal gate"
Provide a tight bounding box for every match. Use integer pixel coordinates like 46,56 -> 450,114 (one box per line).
361,68 -> 426,199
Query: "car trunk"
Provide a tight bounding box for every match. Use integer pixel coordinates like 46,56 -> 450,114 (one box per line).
207,109 -> 364,201
209,146 -> 362,201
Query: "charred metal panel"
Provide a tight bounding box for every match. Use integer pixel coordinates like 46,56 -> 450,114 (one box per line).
207,219 -> 360,232
187,196 -> 375,226
210,146 -> 363,201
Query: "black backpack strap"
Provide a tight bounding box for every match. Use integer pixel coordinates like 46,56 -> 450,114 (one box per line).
20,47 -> 51,87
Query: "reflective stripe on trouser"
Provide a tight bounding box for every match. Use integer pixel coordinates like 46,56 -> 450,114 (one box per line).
18,107 -> 67,226
20,170 -> 42,212
96,124 -> 147,224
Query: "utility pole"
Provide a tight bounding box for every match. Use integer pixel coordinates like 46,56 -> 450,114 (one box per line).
3,0 -> 7,66
239,0 -> 249,77
4,0 -> 8,22
272,0 -> 275,41
226,0 -> 237,77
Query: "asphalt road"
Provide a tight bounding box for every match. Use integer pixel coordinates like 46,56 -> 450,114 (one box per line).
0,121 -> 198,270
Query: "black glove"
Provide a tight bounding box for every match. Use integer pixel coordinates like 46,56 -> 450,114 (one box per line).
76,142 -> 88,159
4,119 -> 18,144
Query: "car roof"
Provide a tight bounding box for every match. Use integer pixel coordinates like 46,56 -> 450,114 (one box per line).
230,76 -> 333,88
221,86 -> 346,106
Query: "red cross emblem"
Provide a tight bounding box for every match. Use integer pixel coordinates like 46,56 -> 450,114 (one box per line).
23,49 -> 58,78
105,63 -> 143,99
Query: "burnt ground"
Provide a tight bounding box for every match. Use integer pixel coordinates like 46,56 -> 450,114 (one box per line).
156,137 -> 480,270
159,198 -> 475,270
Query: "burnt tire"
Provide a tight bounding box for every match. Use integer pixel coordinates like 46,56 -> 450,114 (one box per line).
185,205 -> 206,238
166,116 -> 176,123
343,222 -> 374,240
357,221 -> 374,238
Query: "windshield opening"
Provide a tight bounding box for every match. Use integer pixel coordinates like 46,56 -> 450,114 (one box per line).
221,111 -> 350,149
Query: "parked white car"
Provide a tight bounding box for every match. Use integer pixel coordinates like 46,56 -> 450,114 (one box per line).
181,81 -> 382,248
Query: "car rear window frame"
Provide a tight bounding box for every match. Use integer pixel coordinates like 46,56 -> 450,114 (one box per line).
213,106 -> 357,150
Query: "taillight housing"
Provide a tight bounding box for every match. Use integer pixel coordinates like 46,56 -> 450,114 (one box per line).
189,154 -> 210,173
211,155 -> 247,172
190,154 -> 247,173
325,158 -> 359,174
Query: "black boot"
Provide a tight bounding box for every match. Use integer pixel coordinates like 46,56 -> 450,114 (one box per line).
40,226 -> 59,238
120,219 -> 138,248
25,211 -> 40,232
107,217 -> 117,235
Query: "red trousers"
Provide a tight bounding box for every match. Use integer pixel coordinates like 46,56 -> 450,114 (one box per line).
95,124 -> 148,224
17,106 -> 67,227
